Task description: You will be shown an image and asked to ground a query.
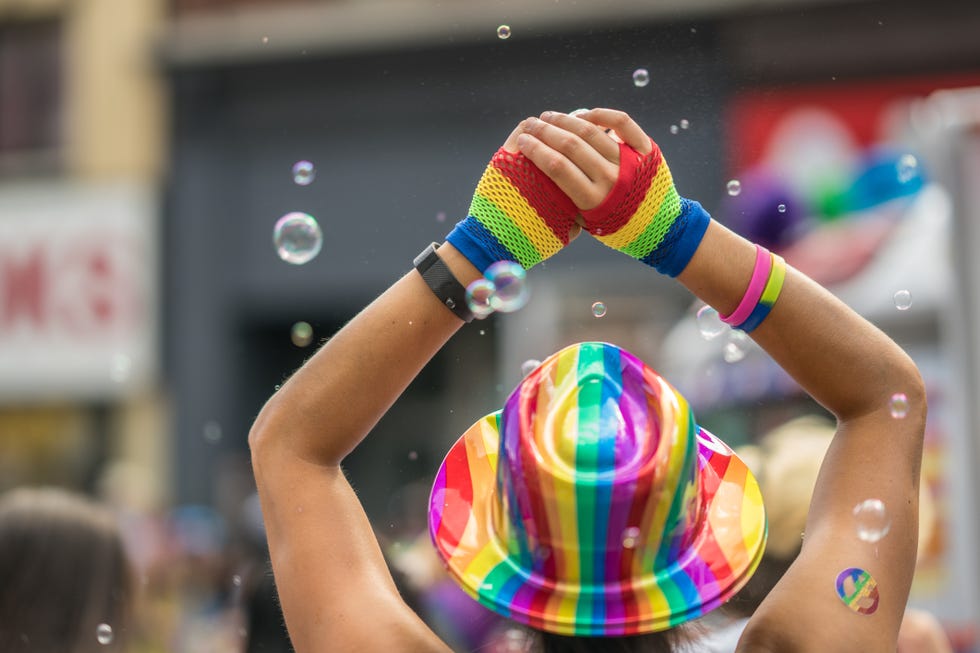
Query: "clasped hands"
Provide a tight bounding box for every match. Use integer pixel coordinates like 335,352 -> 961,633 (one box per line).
505,108 -> 653,231
447,107 -> 706,277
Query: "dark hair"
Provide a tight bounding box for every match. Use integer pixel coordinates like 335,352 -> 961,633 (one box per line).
721,553 -> 795,620
533,622 -> 700,653
0,487 -> 132,653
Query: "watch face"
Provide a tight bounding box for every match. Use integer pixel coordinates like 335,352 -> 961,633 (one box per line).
412,244 -> 473,322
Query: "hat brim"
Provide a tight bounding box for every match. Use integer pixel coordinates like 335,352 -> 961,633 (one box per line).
428,412 -> 767,636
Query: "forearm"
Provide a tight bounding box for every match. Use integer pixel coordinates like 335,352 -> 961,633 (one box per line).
248,243 -> 481,466
678,220 -> 925,421
246,123 -> 580,651
522,108 -> 923,421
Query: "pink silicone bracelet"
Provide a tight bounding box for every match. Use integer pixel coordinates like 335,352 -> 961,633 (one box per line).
721,244 -> 772,326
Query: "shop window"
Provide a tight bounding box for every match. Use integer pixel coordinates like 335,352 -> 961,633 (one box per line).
0,19 -> 63,162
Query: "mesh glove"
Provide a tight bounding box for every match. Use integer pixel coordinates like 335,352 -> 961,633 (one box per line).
582,139 -> 710,277
446,147 -> 580,273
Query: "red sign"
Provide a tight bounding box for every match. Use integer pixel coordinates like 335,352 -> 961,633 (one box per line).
0,183 -> 157,400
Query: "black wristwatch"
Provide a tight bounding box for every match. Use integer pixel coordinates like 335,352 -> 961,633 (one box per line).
413,242 -> 474,322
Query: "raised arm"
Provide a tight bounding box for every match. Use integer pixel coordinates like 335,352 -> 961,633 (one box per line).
681,214 -> 924,653
248,246 -> 472,653
247,120 -> 581,652
516,109 -> 926,653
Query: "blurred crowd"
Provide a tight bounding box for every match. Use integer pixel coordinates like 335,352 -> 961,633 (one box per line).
3,413 -> 954,652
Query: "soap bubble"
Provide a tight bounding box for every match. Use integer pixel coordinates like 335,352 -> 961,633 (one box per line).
466,279 -> 496,319
261,36 -> 269,44
408,451 -> 418,461
497,25 -> 511,39
696,305 -> 726,340
291,321 -> 314,347
726,179 -> 742,196
96,624 -> 113,645
621,526 -> 641,549
591,301 -> 607,318
777,203 -> 787,213
521,359 -> 541,377
291,160 -> 315,186
889,393 -> 909,419
273,212 -> 322,265
670,124 -> 679,134
893,290 -> 912,311
723,330 -> 748,363
203,420 -> 222,444
632,68 -> 650,88
500,627 -> 533,652
110,354 -> 131,383
679,119 -> 690,130
896,154 -> 918,184
486,261 -> 529,312
232,574 -> 242,587
853,499 -> 891,543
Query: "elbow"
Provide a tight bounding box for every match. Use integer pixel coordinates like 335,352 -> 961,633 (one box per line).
894,351 -> 927,428
247,413 -> 266,457
835,343 -> 927,433
247,393 -> 348,469
247,397 -> 281,468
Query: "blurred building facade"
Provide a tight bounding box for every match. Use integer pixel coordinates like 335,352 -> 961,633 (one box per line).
0,0 -> 169,510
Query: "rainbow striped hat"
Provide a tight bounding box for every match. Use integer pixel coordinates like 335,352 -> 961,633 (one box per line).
428,342 -> 766,636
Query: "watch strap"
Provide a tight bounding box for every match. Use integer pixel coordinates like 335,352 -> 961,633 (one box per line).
414,242 -> 474,323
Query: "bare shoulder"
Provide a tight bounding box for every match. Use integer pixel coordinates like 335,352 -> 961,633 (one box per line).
898,609 -> 953,653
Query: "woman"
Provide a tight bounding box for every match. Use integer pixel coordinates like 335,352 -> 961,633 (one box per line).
248,109 -> 925,652
0,487 -> 133,652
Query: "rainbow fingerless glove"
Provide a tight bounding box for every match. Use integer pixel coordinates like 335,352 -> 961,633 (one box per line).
446,147 -> 580,273
582,139 -> 711,277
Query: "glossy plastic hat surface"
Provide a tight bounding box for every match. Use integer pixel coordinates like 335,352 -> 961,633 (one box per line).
428,342 -> 766,636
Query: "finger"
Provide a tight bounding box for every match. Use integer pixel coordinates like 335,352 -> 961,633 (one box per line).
522,117 -> 618,186
575,108 -> 653,155
516,132 -> 602,210
501,118 -> 532,153
539,110 -> 620,163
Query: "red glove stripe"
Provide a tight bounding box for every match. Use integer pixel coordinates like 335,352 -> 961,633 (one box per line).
492,149 -> 579,244
582,142 -> 662,235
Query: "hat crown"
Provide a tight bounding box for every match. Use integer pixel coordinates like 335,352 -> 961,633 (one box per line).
428,341 -> 767,636
492,342 -> 702,587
